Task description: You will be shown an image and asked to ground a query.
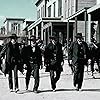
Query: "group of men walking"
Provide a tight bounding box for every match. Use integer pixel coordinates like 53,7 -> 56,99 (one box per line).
0,32 -> 99,93
0,33 -> 64,93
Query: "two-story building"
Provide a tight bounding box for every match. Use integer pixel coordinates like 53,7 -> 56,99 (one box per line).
27,0 -> 100,45
0,18 -> 25,43
28,0 -> 70,45
65,0 -> 96,43
4,18 -> 25,36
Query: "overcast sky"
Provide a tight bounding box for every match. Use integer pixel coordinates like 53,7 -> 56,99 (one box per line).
0,0 -> 37,27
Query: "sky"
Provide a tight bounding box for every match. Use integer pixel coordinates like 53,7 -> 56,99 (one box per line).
0,0 -> 37,27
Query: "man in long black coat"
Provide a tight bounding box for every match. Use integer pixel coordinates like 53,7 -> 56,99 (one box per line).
20,40 -> 32,90
44,36 -> 64,91
0,34 -> 22,93
21,35 -> 42,93
68,33 -> 89,91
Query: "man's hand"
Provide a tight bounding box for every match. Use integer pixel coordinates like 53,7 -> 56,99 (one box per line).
69,60 -> 72,65
40,64 -> 43,69
61,61 -> 64,66
22,69 -> 27,75
23,64 -> 27,69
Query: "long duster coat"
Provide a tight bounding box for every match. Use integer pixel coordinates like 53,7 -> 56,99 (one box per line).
68,41 -> 89,88
0,42 -> 22,75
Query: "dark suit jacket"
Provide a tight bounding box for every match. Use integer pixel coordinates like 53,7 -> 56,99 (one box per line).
30,44 -> 42,67
21,44 -> 42,70
68,41 -> 89,66
21,45 -> 32,64
44,42 -> 63,71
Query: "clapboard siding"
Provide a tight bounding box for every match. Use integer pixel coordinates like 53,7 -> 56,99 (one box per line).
78,0 -> 96,10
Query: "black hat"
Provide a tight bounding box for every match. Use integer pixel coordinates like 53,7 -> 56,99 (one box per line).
9,34 -> 18,39
91,22 -> 96,26
75,33 -> 82,38
49,36 -> 56,40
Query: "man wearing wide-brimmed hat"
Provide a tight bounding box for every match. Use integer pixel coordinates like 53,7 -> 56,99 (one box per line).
0,33 -> 22,93
68,33 -> 89,91
22,35 -> 42,93
44,35 -> 64,92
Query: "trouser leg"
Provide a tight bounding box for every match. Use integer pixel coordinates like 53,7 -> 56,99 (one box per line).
54,70 -> 61,84
13,65 -> 18,89
33,64 -> 39,91
96,59 -> 100,73
50,70 -> 56,90
91,59 -> 95,73
8,70 -> 13,89
25,64 -> 32,89
78,66 -> 84,89
73,66 -> 79,87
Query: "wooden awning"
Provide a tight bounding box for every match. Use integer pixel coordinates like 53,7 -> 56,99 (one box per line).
66,7 -> 89,21
87,4 -> 100,21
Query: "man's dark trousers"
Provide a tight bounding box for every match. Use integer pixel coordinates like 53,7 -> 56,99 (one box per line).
50,70 -> 61,90
31,64 -> 39,91
73,62 -> 84,89
8,65 -> 18,90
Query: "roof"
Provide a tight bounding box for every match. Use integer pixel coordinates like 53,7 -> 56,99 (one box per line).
23,21 -> 35,31
66,7 -> 90,21
87,3 -> 100,14
28,17 -> 62,31
35,0 -> 43,6
87,4 -> 100,21
4,18 -> 25,23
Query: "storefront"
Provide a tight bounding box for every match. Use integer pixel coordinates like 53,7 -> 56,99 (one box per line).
87,4 -> 100,43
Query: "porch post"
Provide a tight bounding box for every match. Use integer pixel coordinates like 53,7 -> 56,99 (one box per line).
74,17 -> 77,41
44,29 -> 46,45
32,29 -> 35,36
84,11 -> 87,42
67,20 -> 69,47
88,14 -> 91,43
74,0 -> 78,41
51,22 -> 53,36
28,31 -> 31,45
41,21 -> 44,40
36,26 -> 38,38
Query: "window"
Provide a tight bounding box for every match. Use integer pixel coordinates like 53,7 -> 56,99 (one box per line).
53,2 -> 56,17
41,7 -> 42,17
37,9 -> 40,19
11,23 -> 21,34
41,5 -> 45,18
58,0 -> 62,16
43,5 -> 44,17
65,0 -> 68,18
11,24 -> 14,32
18,24 -> 20,35
48,5 -> 51,17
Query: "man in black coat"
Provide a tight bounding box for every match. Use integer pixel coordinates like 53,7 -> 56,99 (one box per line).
21,35 -> 42,93
0,34 -> 22,93
20,39 -> 32,90
68,33 -> 89,91
44,36 -> 64,91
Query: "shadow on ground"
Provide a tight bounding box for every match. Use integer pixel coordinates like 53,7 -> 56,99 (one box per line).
82,89 -> 100,92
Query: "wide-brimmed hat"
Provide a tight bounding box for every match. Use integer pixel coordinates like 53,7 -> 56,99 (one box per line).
49,36 -> 56,40
75,33 -> 83,38
91,22 -> 96,26
9,34 -> 18,39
